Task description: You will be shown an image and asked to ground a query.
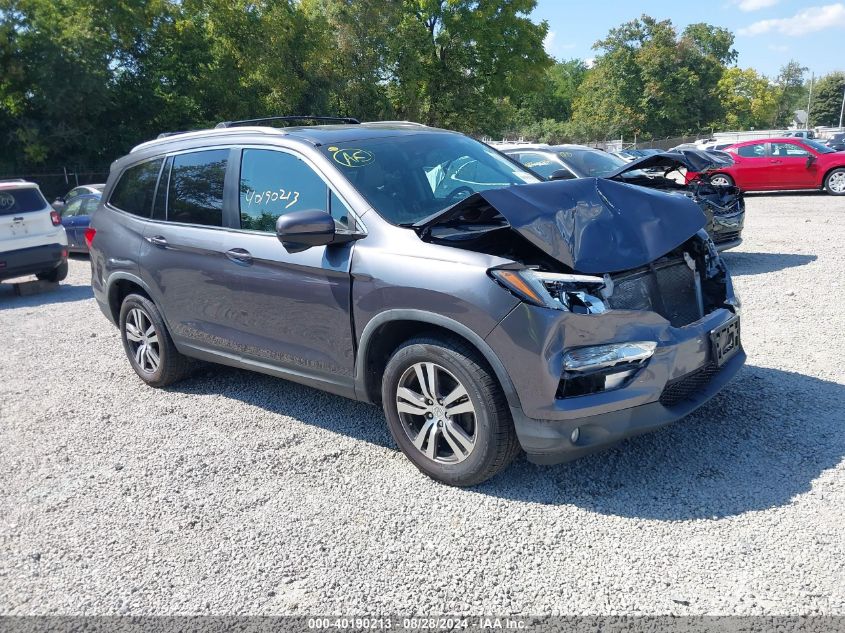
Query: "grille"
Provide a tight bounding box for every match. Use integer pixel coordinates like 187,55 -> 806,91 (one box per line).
607,261 -> 702,327
659,363 -> 720,407
714,230 -> 741,244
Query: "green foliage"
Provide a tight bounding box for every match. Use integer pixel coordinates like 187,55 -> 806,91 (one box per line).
716,67 -> 777,131
810,72 -> 845,127
771,60 -> 808,127
570,15 -> 737,140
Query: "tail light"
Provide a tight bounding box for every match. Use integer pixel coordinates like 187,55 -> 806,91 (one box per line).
50,210 -> 61,226
84,227 -> 96,250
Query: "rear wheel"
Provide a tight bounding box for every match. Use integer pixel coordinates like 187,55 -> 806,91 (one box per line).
709,173 -> 734,188
824,168 -> 845,195
36,260 -> 68,283
119,293 -> 191,387
381,336 -> 520,486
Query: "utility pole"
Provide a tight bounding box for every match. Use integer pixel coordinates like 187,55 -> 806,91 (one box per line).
840,82 -> 845,129
806,72 -> 814,128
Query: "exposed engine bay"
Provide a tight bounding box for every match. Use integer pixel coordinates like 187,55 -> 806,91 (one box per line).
415,177 -> 734,327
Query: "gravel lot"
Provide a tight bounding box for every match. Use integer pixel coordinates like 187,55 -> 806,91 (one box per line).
1,193 -> 844,616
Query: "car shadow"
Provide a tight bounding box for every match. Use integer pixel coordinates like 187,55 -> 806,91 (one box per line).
0,279 -> 93,309
171,362 -> 843,520
722,251 -> 817,275
476,365 -> 845,519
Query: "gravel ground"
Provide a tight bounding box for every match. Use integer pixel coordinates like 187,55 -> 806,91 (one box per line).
1,193 -> 844,617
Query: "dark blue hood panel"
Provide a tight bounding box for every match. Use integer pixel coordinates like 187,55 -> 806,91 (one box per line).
418,178 -> 707,274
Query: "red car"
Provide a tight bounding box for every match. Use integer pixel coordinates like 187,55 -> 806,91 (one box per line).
700,138 -> 845,195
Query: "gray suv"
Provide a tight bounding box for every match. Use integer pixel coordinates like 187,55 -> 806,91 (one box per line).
89,117 -> 745,486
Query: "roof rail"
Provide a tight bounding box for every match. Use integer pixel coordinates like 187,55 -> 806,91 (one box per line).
156,131 -> 189,139
215,115 -> 360,129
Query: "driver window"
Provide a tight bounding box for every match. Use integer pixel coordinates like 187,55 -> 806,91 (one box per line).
239,149 -> 329,232
771,142 -> 809,157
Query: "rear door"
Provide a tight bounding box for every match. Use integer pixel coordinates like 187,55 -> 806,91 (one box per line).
0,186 -> 60,252
61,197 -> 85,248
138,147 -> 238,353
731,142 -> 770,189
769,142 -> 818,188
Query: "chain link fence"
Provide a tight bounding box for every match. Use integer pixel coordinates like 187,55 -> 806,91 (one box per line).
0,167 -> 110,200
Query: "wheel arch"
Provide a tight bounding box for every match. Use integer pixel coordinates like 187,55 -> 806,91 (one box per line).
822,165 -> 845,190
354,310 -> 521,410
105,272 -> 154,324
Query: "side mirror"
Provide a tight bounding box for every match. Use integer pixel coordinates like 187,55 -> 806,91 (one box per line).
276,209 -> 336,253
806,154 -> 817,168
549,169 -> 575,181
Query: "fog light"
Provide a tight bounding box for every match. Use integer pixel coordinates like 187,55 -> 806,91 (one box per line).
563,341 -> 657,373
570,427 -> 580,444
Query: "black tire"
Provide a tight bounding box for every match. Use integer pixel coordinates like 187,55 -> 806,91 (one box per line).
118,293 -> 191,387
824,168 -> 845,196
381,336 -> 520,486
709,173 -> 734,188
36,260 -> 68,282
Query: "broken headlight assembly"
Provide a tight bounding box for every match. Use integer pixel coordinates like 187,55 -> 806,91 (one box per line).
558,341 -> 657,398
489,268 -> 610,314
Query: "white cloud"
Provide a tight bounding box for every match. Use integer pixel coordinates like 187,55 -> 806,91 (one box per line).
543,30 -> 556,54
733,0 -> 779,11
739,3 -> 845,35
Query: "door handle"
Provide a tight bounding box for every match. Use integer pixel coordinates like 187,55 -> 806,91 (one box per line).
226,248 -> 253,265
146,235 -> 168,248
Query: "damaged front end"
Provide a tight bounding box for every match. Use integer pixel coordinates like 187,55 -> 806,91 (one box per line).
414,177 -> 744,462
604,149 -> 745,250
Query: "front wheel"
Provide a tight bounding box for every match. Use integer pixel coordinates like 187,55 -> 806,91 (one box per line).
381,336 -> 520,486
824,168 -> 845,195
709,173 -> 734,188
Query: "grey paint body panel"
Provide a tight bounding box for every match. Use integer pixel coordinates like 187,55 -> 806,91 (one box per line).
91,124 -> 745,465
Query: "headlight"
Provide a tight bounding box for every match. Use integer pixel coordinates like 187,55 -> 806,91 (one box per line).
563,342 -> 657,372
489,268 -> 609,313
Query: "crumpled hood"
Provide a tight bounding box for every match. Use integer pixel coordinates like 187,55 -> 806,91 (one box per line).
605,148 -> 734,179
415,177 -> 707,274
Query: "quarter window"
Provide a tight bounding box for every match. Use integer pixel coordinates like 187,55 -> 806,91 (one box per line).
167,149 -> 228,227
239,149 -> 328,232
109,159 -> 164,217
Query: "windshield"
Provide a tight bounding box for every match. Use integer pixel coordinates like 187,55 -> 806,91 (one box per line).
557,148 -> 626,177
321,133 -> 539,225
802,138 -> 835,154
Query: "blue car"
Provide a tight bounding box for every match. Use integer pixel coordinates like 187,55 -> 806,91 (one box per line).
60,191 -> 100,252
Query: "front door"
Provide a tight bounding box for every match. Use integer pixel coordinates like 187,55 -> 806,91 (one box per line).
217,147 -> 356,388
768,142 -> 818,188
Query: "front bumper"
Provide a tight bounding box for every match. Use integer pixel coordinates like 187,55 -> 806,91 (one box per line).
485,302 -> 745,464
0,243 -> 67,282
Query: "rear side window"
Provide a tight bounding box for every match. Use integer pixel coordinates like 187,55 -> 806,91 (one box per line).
109,159 -> 164,217
0,188 -> 48,215
736,143 -> 766,158
167,149 -> 228,227
239,149 -> 328,232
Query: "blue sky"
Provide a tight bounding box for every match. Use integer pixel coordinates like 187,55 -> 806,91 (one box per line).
533,0 -> 845,78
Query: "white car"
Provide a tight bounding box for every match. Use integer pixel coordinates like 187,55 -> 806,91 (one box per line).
0,179 -> 69,283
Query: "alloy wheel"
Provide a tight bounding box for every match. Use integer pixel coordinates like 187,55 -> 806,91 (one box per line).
395,362 -> 477,464
710,175 -> 732,187
828,171 -> 845,194
124,307 -> 161,374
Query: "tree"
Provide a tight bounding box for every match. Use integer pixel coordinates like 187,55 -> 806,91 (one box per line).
570,15 -> 736,140
771,60 -> 808,127
716,67 -> 777,130
810,72 -> 845,127
513,58 -> 587,123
